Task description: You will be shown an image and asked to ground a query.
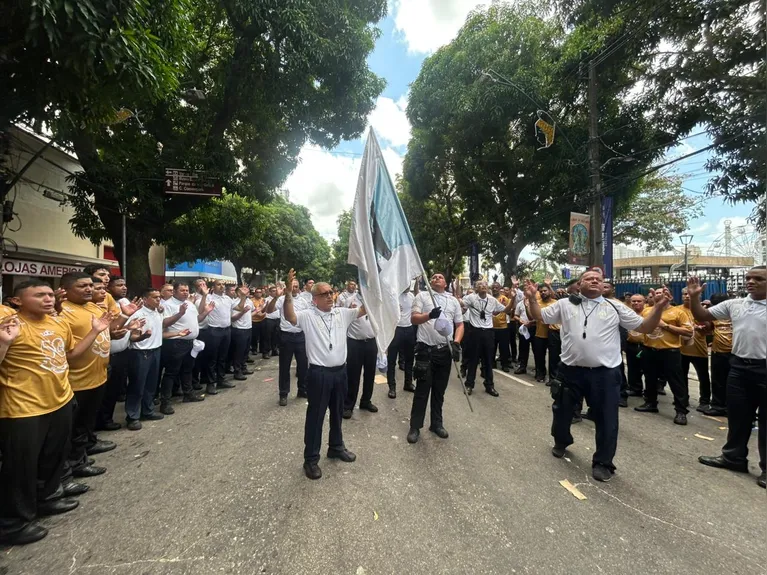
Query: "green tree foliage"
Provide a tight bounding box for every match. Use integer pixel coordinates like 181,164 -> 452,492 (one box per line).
402,3 -> 670,280
555,0 -> 765,226
330,211 -> 358,287
164,194 -> 328,283
43,0 -> 386,286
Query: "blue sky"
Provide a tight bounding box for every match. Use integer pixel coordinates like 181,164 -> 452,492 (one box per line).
284,0 -> 759,261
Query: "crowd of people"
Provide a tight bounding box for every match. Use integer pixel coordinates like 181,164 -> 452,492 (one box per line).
0,263 -> 763,547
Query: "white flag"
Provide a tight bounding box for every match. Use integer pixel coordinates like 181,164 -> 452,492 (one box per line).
348,128 -> 424,354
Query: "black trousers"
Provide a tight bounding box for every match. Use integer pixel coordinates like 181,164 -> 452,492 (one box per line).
532,336 -> 548,378
251,321 -> 264,353
387,325 -> 415,388
460,324 -> 473,373
466,327 -> 495,388
552,365 -> 622,471
642,347 -> 688,413
161,339 -> 194,399
304,364 -> 347,464
193,328 -> 210,385
518,332 -> 531,371
410,344 -> 452,430
279,331 -> 308,397
720,356 -> 765,472
547,330 -> 562,382
710,352 -> 731,409
682,354 -> 712,405
264,318 -> 280,355
96,350 -> 129,427
625,342 -> 644,395
230,328 -> 252,373
0,400 -> 73,531
69,385 -> 106,471
494,328 -> 511,369
201,326 -> 230,385
346,338 -> 377,409
508,322 -> 518,362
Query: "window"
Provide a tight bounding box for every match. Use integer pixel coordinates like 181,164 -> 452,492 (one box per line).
620,268 -> 636,278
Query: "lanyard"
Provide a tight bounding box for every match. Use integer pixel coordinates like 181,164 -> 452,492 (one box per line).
316,310 -> 334,350
580,300 -> 601,339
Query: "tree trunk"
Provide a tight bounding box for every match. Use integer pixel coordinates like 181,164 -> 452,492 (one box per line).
500,236 -> 527,284
106,218 -> 154,289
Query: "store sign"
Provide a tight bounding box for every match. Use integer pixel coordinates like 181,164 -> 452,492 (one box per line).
1,259 -> 83,277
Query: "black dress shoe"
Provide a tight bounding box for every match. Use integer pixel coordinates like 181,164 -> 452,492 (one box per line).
278,396 -> 288,407
242,368 -> 254,375
303,462 -> 322,480
342,409 -> 353,419
86,440 -> 116,455
245,358 -> 255,364
117,393 -> 127,403
360,402 -> 378,413
262,354 -> 270,360
466,387 -> 473,395
96,421 -> 121,431
403,383 -> 416,392
513,367 -> 526,375
140,412 -> 164,421
160,402 -> 175,415
205,384 -> 218,395
327,448 -> 356,462
406,428 -> 420,444
758,471 -> 766,489
0,523 -> 48,545
429,426 -> 449,439
592,464 -> 614,482
218,380 -> 236,389
38,498 -> 79,516
153,397 -> 160,406
73,465 -> 106,478
618,397 -> 628,408
388,388 -> 396,399
501,366 -> 510,373
552,444 -> 566,458
296,389 -> 308,399
634,403 -> 659,413
183,393 -> 205,403
126,419 -> 142,431
673,412 -> 687,425
698,455 -> 749,473
233,373 -> 247,381
485,387 -> 499,397
571,414 -> 583,424
172,389 -> 184,398
62,481 -> 89,497
702,406 -> 727,416
192,383 -> 204,391
696,403 -> 710,413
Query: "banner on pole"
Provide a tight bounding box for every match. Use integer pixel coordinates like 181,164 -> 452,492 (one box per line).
602,196 -> 614,279
469,241 -> 479,281
568,212 -> 590,266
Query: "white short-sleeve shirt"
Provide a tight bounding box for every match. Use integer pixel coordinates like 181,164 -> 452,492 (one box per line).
231,298 -> 254,330
462,293 -> 507,329
129,306 -> 164,350
264,296 -> 280,320
337,293 -> 375,340
412,291 -> 463,347
295,307 -> 360,366
541,297 -> 643,368
206,293 -> 233,328
162,297 -> 199,340
708,295 -> 766,359
398,292 -> 415,328
277,294 -> 310,333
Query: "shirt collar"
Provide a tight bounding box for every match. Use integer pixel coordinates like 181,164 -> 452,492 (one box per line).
745,294 -> 767,305
585,295 -> 605,303
170,297 -> 186,306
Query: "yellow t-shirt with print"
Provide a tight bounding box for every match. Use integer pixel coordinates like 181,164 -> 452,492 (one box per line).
102,292 -> 121,316
641,305 -> 691,350
680,308 -> 708,358
250,297 -> 265,323
712,320 -> 733,354
536,297 -> 557,338
492,295 -> 509,329
58,301 -> 111,391
0,313 -> 75,418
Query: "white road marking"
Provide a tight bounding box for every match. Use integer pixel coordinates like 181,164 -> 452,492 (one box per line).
493,369 -> 534,387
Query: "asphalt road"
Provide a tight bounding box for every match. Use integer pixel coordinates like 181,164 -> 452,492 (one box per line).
2,355 -> 765,575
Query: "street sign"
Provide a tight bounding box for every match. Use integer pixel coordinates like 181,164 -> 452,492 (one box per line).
164,169 -> 222,197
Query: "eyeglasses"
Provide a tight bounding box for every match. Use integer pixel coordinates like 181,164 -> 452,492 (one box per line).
316,291 -> 333,297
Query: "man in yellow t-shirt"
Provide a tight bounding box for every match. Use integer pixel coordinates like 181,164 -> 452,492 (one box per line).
705,293 -> 733,416
491,283 -> 512,372
0,279 -> 111,546
635,293 -> 693,424
681,289 -> 713,412
625,294 -> 647,397
532,284 -> 556,382
250,287 -> 266,356
58,272 -> 117,478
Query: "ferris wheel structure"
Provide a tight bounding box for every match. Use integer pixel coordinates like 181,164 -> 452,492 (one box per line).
706,220 -> 767,265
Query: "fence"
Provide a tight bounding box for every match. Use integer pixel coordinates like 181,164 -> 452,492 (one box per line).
612,272 -> 748,303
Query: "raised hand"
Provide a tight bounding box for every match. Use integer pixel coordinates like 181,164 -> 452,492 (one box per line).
92,312 -> 114,333
54,287 -> 67,303
0,316 -> 20,345
686,276 -> 705,299
198,282 -> 209,296
205,301 -> 215,313
285,269 -> 295,292
654,285 -> 673,308
120,297 -> 143,316
237,285 -> 249,298
544,274 -> 553,286
179,302 -> 189,315
524,279 -> 538,300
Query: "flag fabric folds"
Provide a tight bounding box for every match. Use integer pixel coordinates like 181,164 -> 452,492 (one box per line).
348,128 -> 424,354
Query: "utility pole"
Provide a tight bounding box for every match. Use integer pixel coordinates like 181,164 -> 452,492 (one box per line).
587,60 -> 603,270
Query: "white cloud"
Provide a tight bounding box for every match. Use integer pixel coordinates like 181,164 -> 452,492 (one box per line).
368,95 -> 411,147
392,0 -> 487,54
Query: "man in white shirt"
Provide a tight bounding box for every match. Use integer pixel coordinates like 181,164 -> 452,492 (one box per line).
341,292 -> 378,417
300,279 -> 315,303
458,281 -> 515,397
262,285 -> 281,359
407,273 -> 464,444
336,280 -> 357,308
125,288 -> 166,430
281,270 -> 362,480
160,282 -> 210,414
513,298 -> 533,375
201,280 -> 234,395
507,277 -> 525,366
229,286 -> 254,381
688,268 -> 767,489
265,279 -> 310,405
525,269 -> 670,482
386,287 -> 417,398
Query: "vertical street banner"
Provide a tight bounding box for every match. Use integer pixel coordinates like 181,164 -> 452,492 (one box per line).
469,241 -> 479,281
568,212 -> 590,265
348,128 -> 424,354
602,196 -> 614,279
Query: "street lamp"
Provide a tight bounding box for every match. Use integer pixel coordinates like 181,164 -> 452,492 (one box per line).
680,234 -> 694,277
